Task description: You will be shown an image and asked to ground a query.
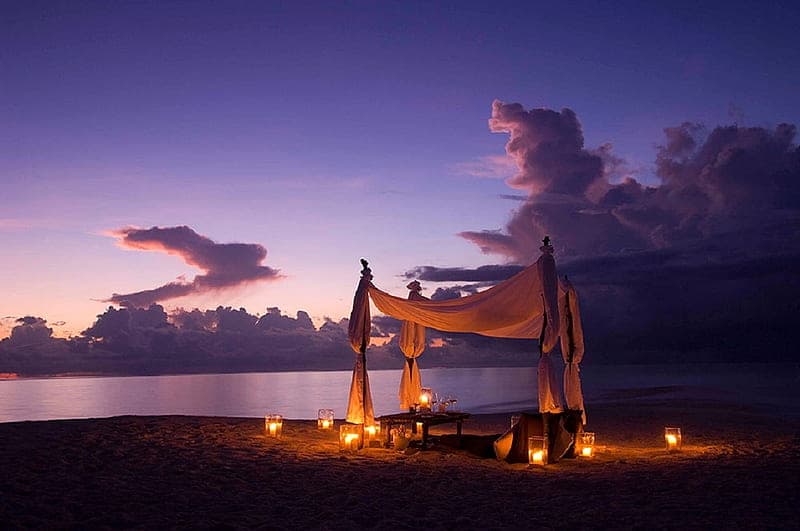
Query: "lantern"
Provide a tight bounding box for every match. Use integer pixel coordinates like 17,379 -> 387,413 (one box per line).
528,436 -> 548,466
419,388 -> 433,411
364,424 -> 381,447
665,427 -> 682,451
391,425 -> 411,450
317,409 -> 334,430
339,424 -> 362,451
265,414 -> 283,438
579,432 -> 596,457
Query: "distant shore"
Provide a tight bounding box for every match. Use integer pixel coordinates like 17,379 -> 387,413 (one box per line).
1,393 -> 798,528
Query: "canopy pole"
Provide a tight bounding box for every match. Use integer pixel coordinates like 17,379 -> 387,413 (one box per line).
360,339 -> 366,448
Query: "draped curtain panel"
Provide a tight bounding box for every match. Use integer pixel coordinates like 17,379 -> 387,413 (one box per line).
368,252 -> 558,343
346,272 -> 375,425
559,278 -> 586,423
398,289 -> 427,410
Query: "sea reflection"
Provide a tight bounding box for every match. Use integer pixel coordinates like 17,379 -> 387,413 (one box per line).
1,363 -> 797,423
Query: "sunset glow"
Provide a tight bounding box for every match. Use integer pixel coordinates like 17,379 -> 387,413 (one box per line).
1,1 -> 798,375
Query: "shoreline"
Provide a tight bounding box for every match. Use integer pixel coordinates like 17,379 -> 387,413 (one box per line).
1,397 -> 798,528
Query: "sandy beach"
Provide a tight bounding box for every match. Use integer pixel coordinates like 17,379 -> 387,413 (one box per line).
1,389 -> 798,529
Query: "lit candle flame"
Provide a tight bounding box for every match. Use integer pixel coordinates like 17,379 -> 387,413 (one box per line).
581,447 -> 593,457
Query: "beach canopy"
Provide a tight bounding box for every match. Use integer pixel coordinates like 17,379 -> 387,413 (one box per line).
346,242 -> 586,420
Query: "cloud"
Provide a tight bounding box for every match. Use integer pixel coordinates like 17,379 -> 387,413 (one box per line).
404,264 -> 524,282
452,154 -> 517,179
430,284 -> 482,301
406,102 -> 800,363
459,100 -> 800,262
106,226 -> 281,307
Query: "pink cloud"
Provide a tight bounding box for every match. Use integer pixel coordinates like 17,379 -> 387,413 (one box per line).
107,225 -> 281,307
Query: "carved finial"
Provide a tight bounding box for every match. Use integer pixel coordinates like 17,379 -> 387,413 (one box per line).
540,235 -> 554,255
359,258 -> 372,280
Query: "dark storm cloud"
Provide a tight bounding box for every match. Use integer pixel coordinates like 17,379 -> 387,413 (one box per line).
430,284 -> 482,301
428,102 -> 800,363
106,226 -> 281,307
404,264 -> 524,282
7,316 -> 53,346
460,101 -> 800,262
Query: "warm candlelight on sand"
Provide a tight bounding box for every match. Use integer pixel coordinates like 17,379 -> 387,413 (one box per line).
339,424 -> 362,451
579,432 -> 596,457
665,427 -> 682,451
528,436 -> 548,466
317,409 -> 334,430
265,414 -> 283,438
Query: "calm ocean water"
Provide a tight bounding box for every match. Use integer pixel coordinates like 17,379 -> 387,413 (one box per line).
1,363 -> 798,423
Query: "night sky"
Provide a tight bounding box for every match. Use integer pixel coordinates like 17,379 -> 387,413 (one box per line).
2,1 -> 799,365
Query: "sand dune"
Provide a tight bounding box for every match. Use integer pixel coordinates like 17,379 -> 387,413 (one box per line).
1,395 -> 798,529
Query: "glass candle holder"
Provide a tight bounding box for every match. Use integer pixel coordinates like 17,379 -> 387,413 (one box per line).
364,424 -> 381,447
339,424 -> 362,452
579,432 -> 596,457
528,436 -> 548,466
419,388 -> 433,411
317,409 -> 334,430
665,427 -> 682,452
265,414 -> 283,438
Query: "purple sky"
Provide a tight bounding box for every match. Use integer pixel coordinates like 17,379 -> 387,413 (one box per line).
2,0 -> 799,338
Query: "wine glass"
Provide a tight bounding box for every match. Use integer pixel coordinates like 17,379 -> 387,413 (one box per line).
449,395 -> 458,412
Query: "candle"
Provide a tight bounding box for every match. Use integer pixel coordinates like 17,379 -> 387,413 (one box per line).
265,414 -> 283,438
530,450 -> 545,465
317,409 -> 334,430
527,436 -> 548,466
364,424 -> 381,447
579,432 -> 596,458
339,424 -> 363,451
665,427 -> 682,452
345,433 -> 359,450
419,388 -> 433,411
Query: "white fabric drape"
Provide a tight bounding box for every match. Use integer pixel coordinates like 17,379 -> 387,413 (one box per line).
398,290 -> 427,410
537,246 -> 562,413
538,352 -> 562,413
346,272 -> 374,425
560,277 -> 586,424
368,253 -> 559,347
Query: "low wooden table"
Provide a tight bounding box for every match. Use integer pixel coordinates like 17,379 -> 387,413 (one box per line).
378,411 -> 470,447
